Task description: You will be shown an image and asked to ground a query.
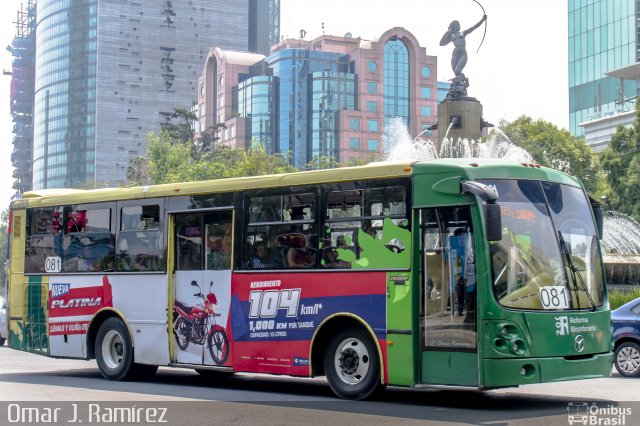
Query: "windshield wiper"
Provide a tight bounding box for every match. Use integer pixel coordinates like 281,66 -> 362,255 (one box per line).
557,231 -> 596,311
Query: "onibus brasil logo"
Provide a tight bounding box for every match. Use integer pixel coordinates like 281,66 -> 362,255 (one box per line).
567,402 -> 631,425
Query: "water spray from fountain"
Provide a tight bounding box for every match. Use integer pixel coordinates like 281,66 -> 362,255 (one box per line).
602,211 -> 640,285
602,211 -> 640,255
383,116 -> 533,163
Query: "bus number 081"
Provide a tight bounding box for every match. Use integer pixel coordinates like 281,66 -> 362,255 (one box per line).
539,286 -> 569,309
44,256 -> 62,273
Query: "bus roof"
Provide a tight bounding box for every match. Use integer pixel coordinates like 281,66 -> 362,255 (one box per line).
411,157 -> 581,187
15,160 -> 415,208
14,158 -> 581,209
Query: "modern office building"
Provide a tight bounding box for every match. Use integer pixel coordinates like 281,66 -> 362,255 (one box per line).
569,0 -> 638,140
580,63 -> 640,151
8,0 -> 36,194
196,28 -> 438,166
32,0 -> 279,189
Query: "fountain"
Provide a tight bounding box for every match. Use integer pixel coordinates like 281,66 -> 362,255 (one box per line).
384,116 -> 533,163
602,212 -> 640,285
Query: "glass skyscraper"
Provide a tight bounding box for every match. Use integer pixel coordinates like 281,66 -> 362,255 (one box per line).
237,76 -> 277,152
34,0 -> 99,189
308,70 -> 356,162
568,0 -> 637,136
266,49 -> 354,165
32,0 -> 279,189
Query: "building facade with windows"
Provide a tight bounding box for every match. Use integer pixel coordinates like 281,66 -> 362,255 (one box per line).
32,0 -> 279,189
569,0 -> 638,139
197,28 -> 438,166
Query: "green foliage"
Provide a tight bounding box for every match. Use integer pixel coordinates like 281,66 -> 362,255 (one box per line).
608,286 -> 640,310
495,116 -> 605,194
600,102 -> 640,219
126,156 -> 151,186
132,130 -> 296,185
162,107 -> 197,145
300,156 -> 341,171
300,153 -> 381,171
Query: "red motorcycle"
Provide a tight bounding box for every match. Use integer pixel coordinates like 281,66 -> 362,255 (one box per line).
173,280 -> 229,365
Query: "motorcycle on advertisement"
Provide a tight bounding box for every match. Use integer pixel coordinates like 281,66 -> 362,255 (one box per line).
173,280 -> 229,365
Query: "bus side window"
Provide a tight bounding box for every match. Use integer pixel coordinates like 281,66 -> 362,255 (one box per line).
324,185 -> 410,270
244,192 -> 317,270
116,205 -> 163,272
61,207 -> 114,273
25,207 -> 62,273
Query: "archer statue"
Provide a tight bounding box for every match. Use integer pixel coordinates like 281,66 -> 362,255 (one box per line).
439,14 -> 487,101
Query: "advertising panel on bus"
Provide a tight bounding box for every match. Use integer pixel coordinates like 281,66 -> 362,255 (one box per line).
231,271 -> 388,378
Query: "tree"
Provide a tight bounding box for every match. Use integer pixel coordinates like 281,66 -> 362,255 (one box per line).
132,130 -> 296,185
600,101 -> 640,218
495,116 -> 604,194
163,108 -> 197,146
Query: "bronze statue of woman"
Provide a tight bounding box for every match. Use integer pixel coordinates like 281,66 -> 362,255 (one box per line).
440,14 -> 487,76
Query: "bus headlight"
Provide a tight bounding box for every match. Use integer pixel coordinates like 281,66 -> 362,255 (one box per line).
488,321 -> 530,357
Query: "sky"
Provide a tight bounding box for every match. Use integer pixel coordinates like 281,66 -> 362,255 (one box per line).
0,0 -> 568,211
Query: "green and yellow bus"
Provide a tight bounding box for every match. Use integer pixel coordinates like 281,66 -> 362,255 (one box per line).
6,159 -> 612,399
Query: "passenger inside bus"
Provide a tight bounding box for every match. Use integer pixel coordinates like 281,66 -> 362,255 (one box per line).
286,234 -> 315,268
321,246 -> 350,268
250,241 -> 283,269
131,253 -> 157,271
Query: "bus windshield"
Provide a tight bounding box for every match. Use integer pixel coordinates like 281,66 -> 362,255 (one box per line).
479,179 -> 605,311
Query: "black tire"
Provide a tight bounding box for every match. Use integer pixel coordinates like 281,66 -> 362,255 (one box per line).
95,317 -> 135,381
174,317 -> 190,350
614,341 -> 640,377
207,329 -> 230,365
0,336 -> 6,347
323,326 -> 383,400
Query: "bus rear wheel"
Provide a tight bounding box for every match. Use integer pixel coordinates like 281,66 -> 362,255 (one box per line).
324,326 -> 383,400
95,317 -> 157,381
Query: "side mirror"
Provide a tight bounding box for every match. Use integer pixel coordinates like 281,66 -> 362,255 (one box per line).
460,180 -> 502,242
485,202 -> 502,242
589,198 -> 604,239
190,280 -> 199,287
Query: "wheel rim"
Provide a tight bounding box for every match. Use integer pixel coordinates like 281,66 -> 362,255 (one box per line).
101,330 -> 125,370
333,337 -> 370,385
617,346 -> 640,375
175,319 -> 188,348
211,331 -> 226,361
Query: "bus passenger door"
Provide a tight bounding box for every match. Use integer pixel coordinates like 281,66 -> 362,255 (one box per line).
172,211 -> 233,366
420,207 -> 478,386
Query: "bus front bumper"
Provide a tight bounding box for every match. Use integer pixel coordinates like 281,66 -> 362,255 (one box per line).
482,352 -> 613,388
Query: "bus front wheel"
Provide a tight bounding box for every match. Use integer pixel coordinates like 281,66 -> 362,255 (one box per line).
95,317 -> 157,381
324,326 -> 383,400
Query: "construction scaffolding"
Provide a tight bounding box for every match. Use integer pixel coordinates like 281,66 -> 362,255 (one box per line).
9,0 -> 36,194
